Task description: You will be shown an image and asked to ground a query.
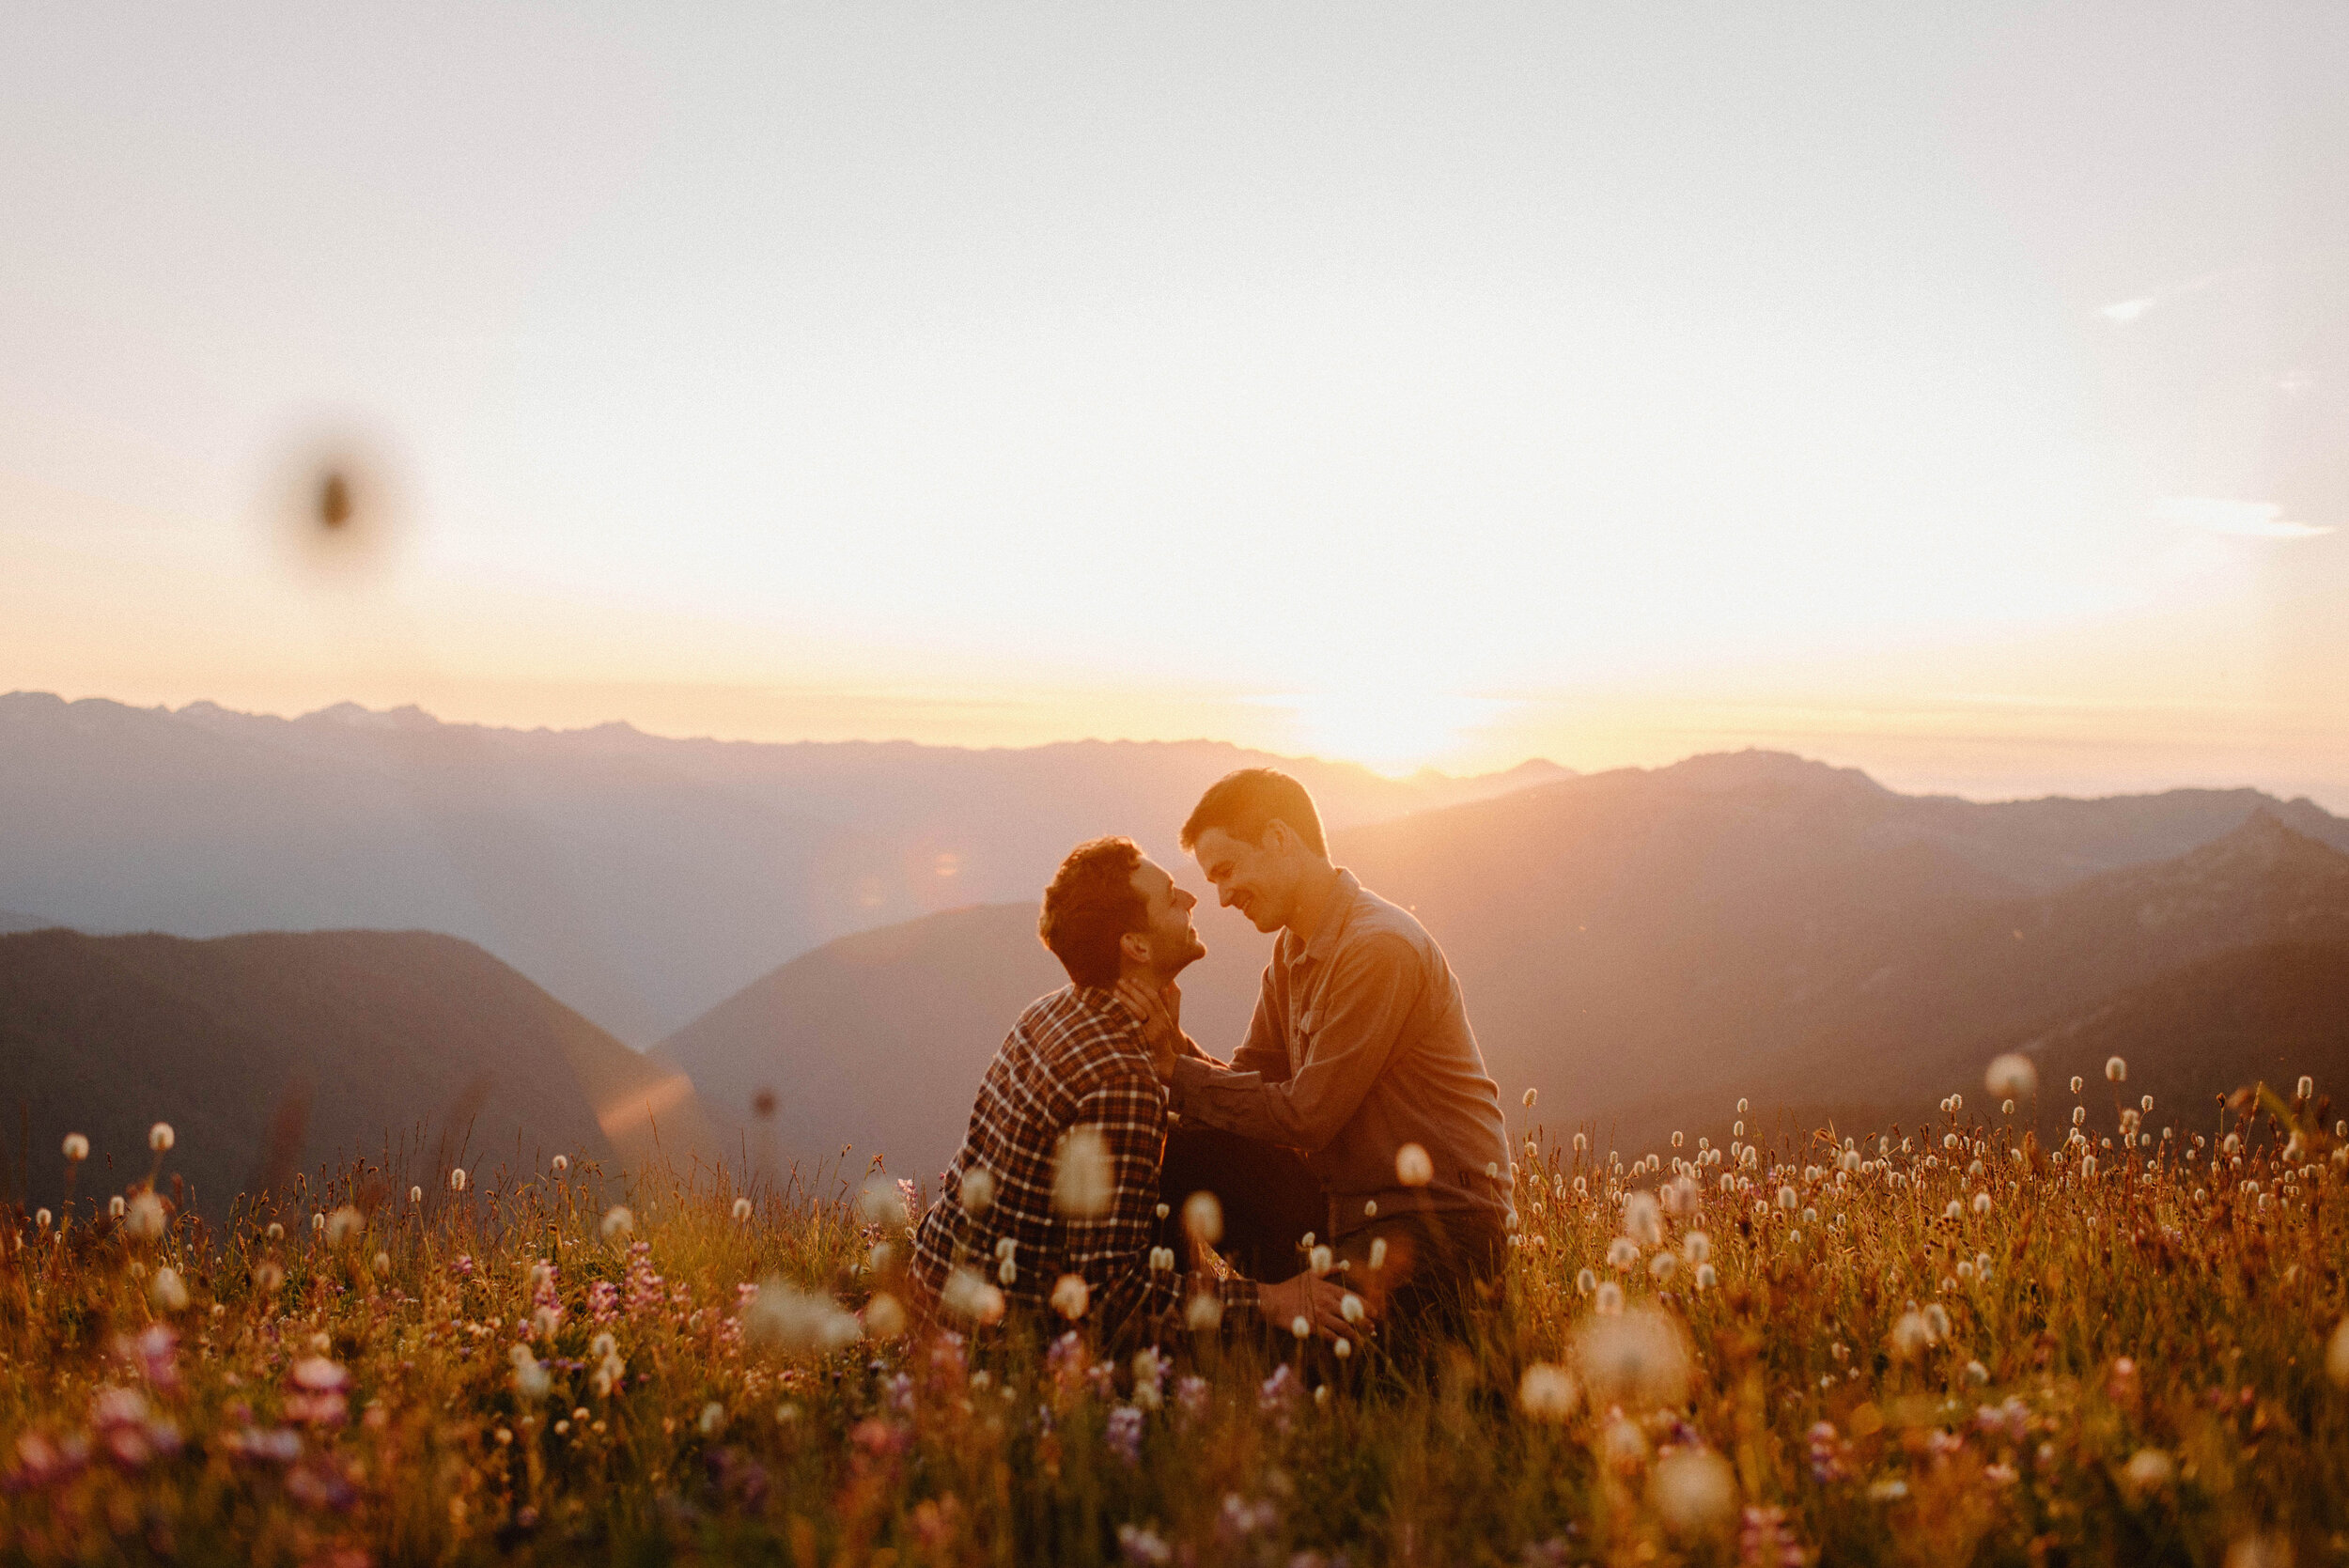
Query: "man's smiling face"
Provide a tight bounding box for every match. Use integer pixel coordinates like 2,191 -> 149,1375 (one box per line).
1128,855 -> 1206,977
1188,825 -> 1299,935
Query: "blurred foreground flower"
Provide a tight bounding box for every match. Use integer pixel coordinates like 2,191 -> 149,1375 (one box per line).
63,1133 -> 89,1163
864,1293 -> 908,1338
858,1176 -> 911,1234
1518,1362 -> 1578,1421
1053,1128 -> 1112,1216
148,1123 -> 174,1153
941,1267 -> 1006,1327
745,1279 -> 863,1356
1577,1307 -> 1688,1407
510,1345 -> 552,1401
1651,1448 -> 1737,1536
123,1192 -> 166,1242
1395,1143 -> 1434,1187
1985,1053 -> 2037,1099
148,1267 -> 189,1313
600,1205 -> 634,1240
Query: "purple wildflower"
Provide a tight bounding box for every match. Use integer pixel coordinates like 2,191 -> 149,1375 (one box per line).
1105,1404 -> 1144,1465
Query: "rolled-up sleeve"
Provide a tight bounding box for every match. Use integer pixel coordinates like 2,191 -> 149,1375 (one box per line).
1171,933 -> 1421,1154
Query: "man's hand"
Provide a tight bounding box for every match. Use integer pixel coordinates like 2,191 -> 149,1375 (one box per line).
1114,978 -> 1184,1083
1257,1270 -> 1367,1345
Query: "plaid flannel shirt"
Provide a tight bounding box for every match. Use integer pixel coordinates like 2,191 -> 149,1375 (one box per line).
910,984 -> 1260,1343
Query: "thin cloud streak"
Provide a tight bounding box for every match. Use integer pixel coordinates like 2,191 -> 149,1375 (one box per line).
2155,498 -> 2334,539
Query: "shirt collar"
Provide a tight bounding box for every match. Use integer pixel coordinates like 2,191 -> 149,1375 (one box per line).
1283,867 -> 1361,969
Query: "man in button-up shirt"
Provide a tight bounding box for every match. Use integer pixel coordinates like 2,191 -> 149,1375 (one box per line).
1121,769 -> 1515,1328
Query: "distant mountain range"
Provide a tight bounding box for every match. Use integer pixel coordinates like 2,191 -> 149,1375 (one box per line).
661,752 -> 2349,1176
0,927 -> 710,1223
0,692 -> 1566,1045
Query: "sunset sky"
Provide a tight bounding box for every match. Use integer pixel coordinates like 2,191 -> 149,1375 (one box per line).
3,4 -> 2344,803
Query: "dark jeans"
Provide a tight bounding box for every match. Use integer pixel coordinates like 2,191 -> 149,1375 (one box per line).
1155,1120 -> 1323,1282
1156,1120 -> 1507,1343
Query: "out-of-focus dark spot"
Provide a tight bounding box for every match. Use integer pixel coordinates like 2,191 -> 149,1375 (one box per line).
268,426 -> 407,579
753,1089 -> 777,1120
319,472 -> 353,530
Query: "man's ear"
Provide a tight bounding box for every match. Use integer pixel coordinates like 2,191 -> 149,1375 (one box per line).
1261,817 -> 1295,858
1118,928 -> 1153,968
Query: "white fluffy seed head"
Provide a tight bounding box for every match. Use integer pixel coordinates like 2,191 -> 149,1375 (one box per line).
1984,1053 -> 2037,1100
148,1123 -> 175,1153
1182,1189 -> 1223,1244
124,1191 -> 165,1240
2326,1318 -> 2349,1389
599,1204 -> 634,1240
449,1168 -> 468,1193
1576,1306 -> 1689,1407
960,1167 -> 995,1216
2105,1056 -> 2127,1082
1052,1128 -> 1112,1217
1650,1447 -> 1738,1536
1518,1361 -> 1578,1421
732,1197 -> 753,1222
62,1133 -> 89,1163
1394,1143 -> 1435,1187
149,1265 -> 190,1312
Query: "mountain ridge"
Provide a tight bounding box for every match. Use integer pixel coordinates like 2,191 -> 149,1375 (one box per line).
658,761 -> 2349,1179
0,691 -> 1570,1044
0,926 -> 716,1222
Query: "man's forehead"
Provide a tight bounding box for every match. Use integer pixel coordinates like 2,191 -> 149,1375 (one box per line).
1190,827 -> 1246,861
1131,856 -> 1173,893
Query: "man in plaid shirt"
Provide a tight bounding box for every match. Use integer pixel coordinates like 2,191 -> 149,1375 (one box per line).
910,836 -> 1356,1347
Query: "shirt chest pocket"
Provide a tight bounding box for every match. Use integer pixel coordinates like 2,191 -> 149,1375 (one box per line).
1291,1007 -> 1316,1070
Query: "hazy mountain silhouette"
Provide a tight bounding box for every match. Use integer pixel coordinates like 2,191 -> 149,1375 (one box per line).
0,928 -> 715,1223
0,691 -> 1566,1045
0,909 -> 57,935
659,753 -> 2349,1179
1330,754 -> 2349,1132
1646,812 -> 2349,1145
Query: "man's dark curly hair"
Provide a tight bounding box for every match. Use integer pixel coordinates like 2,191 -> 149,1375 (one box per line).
1038,835 -> 1146,988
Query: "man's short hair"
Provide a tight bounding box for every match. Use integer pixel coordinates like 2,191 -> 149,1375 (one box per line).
1038,835 -> 1147,988
1179,768 -> 1327,858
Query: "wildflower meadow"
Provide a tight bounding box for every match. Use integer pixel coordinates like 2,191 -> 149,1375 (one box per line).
6,1058 -> 2349,1566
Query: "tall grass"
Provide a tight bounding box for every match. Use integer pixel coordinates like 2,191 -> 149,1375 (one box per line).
4,1072 -> 2346,1565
